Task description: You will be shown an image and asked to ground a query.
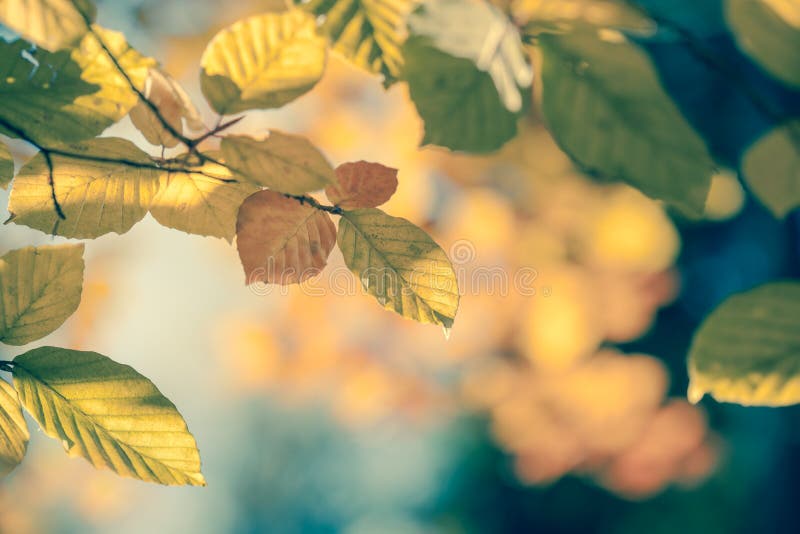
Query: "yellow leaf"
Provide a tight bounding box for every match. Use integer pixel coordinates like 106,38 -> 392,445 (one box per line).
8,138 -> 160,238
0,378 -> 29,478
0,244 -> 84,346
13,346 -> 205,486
338,208 -> 459,328
325,161 -> 398,208
200,10 -> 327,114
236,190 -> 337,285
72,25 -> 157,126
222,132 -> 336,195
149,153 -> 259,241
0,0 -> 95,51
295,0 -> 415,83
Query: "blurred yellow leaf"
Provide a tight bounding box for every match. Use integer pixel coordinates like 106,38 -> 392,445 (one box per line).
0,0 -> 95,51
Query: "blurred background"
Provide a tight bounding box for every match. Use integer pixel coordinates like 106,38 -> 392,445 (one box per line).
2,0 -> 800,532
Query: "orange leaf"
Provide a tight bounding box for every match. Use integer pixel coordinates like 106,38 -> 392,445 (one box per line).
325,161 -> 398,209
236,190 -> 336,285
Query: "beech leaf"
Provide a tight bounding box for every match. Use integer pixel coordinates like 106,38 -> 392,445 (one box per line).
325,161 -> 398,209
236,190 -> 337,285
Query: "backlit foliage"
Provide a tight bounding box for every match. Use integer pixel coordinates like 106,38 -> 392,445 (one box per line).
0,0 -> 798,500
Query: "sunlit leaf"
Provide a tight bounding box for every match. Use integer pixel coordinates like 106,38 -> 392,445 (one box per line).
407,0 -> 532,112
295,0 -> 415,84
0,140 -> 12,189
0,244 -> 84,346
0,0 -> 96,51
236,189 -> 337,285
222,132 -> 336,195
726,0 -> 800,87
539,31 -> 714,216
742,121 -> 800,218
8,138 -> 160,238
149,153 -> 259,241
130,68 -> 204,148
200,10 -> 327,114
688,282 -> 800,406
72,26 -> 157,130
325,160 -> 398,208
338,208 -> 459,328
13,346 -> 205,486
0,378 -> 29,478
0,28 -> 154,144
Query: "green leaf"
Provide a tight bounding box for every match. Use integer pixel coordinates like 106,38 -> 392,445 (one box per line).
0,29 -> 154,144
295,0 -> 414,84
338,208 -> 459,329
539,31 -> 715,216
0,0 -> 96,51
0,140 -> 12,189
13,347 -> 205,486
221,132 -> 336,195
0,378 -> 29,478
742,121 -> 800,218
403,40 -> 521,153
200,10 -> 327,114
688,282 -> 800,406
402,0 -> 531,152
0,244 -> 84,346
407,0 -> 532,113
8,138 -> 160,238
726,0 -> 800,87
149,153 -> 259,242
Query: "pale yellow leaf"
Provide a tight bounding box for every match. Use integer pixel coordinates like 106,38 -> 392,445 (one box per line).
0,0 -> 95,51
222,131 -> 336,195
236,189 -> 337,285
0,243 -> 84,346
325,161 -> 398,209
13,346 -> 205,486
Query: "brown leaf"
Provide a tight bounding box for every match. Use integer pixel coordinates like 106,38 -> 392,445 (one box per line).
236,190 -> 336,285
325,161 -> 399,209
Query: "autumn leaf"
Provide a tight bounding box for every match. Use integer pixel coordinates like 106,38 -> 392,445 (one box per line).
130,68 -> 205,148
0,244 -> 84,346
13,346 -> 205,486
8,138 -> 160,238
149,153 -> 259,241
338,208 -> 459,329
236,190 -> 337,285
222,132 -> 336,195
200,10 -> 327,114
0,140 -> 12,189
0,0 -> 95,51
325,161 -> 398,209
